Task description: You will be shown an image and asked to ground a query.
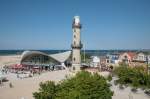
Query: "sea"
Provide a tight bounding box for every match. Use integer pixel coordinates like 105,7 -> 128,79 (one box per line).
0,49 -> 147,56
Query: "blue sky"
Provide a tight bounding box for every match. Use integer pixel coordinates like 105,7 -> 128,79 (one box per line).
0,0 -> 150,50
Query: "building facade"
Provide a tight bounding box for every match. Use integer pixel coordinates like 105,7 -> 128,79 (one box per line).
91,56 -> 100,67
106,54 -> 120,64
119,52 -> 136,64
134,52 -> 146,62
19,50 -> 71,70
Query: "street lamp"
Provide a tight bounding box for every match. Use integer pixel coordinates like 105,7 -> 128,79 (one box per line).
146,56 -> 149,74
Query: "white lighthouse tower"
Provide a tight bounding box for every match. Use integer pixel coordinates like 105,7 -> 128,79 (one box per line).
71,16 -> 82,72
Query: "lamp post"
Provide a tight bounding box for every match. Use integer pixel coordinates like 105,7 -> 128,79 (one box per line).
146,56 -> 149,74
84,44 -> 85,63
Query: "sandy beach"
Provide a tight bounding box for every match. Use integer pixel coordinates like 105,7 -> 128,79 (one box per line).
0,55 -> 69,99
0,55 -> 21,66
0,70 -> 69,99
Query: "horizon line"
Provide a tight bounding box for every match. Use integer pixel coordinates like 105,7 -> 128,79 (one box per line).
0,49 -> 150,51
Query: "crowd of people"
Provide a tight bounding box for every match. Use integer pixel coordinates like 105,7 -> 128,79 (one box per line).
0,64 -> 65,81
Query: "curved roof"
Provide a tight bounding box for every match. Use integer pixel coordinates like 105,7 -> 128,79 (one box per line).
20,50 -> 71,63
20,51 -> 49,63
50,51 -> 71,63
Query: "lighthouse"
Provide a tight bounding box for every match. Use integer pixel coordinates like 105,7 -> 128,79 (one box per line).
71,16 -> 82,72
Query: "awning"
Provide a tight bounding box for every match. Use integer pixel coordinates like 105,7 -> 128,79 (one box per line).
11,64 -> 23,69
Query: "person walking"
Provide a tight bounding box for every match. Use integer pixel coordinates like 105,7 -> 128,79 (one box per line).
129,92 -> 133,99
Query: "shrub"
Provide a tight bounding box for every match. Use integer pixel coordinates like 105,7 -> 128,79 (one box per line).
33,71 -> 113,99
107,75 -> 112,82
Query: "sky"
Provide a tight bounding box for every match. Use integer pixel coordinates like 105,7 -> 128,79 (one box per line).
0,0 -> 150,50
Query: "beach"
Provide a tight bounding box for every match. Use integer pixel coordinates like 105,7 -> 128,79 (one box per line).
0,55 -> 69,99
0,69 -> 69,99
0,55 -> 21,66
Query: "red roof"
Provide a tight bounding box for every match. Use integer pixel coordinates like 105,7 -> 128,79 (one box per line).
127,52 -> 137,59
120,52 -> 137,59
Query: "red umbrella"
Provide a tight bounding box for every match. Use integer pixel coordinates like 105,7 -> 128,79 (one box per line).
12,64 -> 23,69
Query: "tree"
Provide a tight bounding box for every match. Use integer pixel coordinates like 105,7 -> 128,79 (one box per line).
33,81 -> 57,99
113,65 -> 150,89
33,71 -> 113,99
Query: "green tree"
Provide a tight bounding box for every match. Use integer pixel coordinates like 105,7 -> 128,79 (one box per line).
113,65 -> 150,89
33,81 -> 57,99
33,71 -> 113,99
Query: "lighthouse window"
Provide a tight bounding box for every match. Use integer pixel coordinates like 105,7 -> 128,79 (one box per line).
74,41 -> 76,45
73,66 -> 75,70
74,57 -> 76,61
74,35 -> 76,38
74,29 -> 76,32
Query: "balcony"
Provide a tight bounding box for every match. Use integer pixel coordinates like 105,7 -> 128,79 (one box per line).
72,23 -> 82,29
71,43 -> 83,49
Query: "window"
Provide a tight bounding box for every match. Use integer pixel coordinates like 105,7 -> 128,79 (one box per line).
124,56 -> 127,59
73,66 -> 75,70
107,60 -> 109,63
74,41 -> 76,45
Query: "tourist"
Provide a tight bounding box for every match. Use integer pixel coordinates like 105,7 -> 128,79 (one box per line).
17,74 -> 19,78
9,82 -> 13,88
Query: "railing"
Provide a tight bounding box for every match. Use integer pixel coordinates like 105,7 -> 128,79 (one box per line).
72,24 -> 82,29
71,43 -> 83,49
